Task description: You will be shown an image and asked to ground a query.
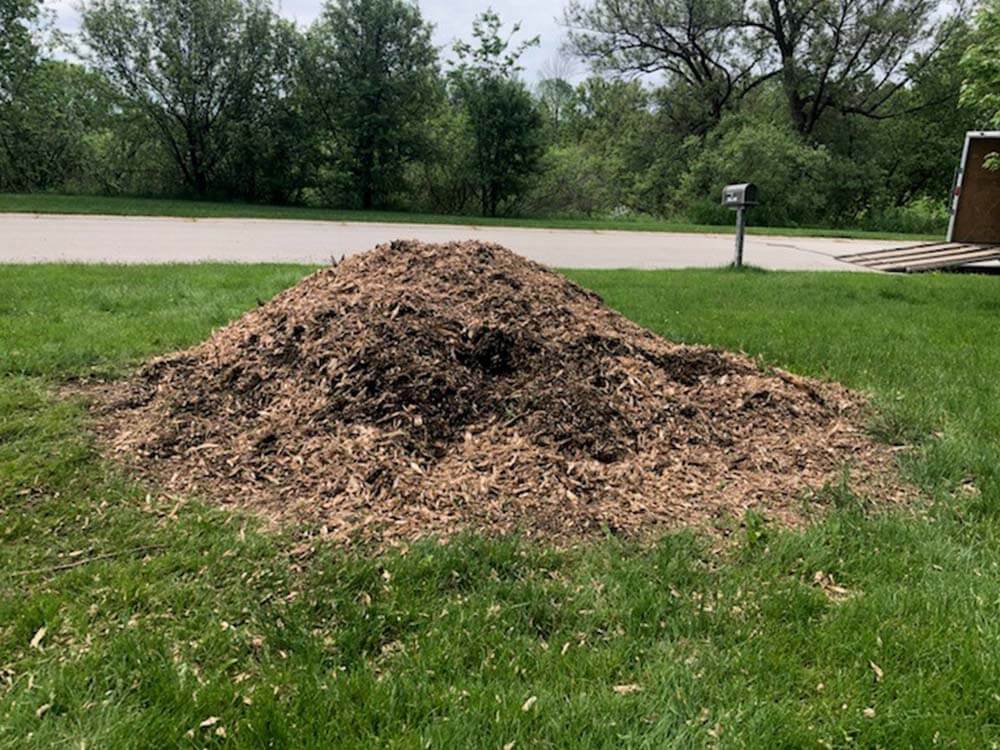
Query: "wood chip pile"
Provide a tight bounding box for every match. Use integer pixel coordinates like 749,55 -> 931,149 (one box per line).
99,240 -> 904,545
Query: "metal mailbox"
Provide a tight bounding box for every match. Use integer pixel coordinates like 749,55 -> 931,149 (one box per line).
721,182 -> 758,268
721,182 -> 758,209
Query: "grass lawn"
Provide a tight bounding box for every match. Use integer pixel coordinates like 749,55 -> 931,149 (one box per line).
3,264 -> 1000,748
0,192 -> 945,242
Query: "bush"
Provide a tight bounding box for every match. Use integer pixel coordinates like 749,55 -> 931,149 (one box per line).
677,118 -> 834,227
855,197 -> 951,235
521,144 -> 615,217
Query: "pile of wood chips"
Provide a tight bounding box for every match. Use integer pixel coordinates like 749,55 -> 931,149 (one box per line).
97,240 -> 905,545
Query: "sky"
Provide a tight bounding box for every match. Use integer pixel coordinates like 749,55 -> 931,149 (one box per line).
45,0 -> 579,83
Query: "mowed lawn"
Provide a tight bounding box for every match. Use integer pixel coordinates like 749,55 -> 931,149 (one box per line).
2,264 -> 1000,749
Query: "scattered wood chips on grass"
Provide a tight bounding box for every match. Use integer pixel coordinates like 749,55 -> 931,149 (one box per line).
91,240 -> 908,546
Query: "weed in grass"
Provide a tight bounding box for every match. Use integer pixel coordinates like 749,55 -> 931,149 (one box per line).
808,468 -> 874,515
742,510 -> 769,549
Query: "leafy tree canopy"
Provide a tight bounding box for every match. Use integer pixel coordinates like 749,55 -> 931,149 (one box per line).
305,0 -> 439,209
448,11 -> 545,216
80,0 -> 296,197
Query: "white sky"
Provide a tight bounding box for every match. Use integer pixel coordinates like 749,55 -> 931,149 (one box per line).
45,0 -> 579,82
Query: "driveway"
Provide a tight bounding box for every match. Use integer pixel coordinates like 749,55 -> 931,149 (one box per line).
0,213 -> 903,270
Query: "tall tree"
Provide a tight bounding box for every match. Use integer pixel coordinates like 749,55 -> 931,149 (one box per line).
961,0 -> 1000,170
80,0 -> 296,197
1,0 -> 40,105
449,11 -> 545,217
0,0 -> 41,185
565,0 -> 963,136
305,0 -> 439,209
962,0 -> 1000,131
0,61 -> 107,191
565,0 -> 755,132
537,77 -> 578,135
0,2 -> 103,192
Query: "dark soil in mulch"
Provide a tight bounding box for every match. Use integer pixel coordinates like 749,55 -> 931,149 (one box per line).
93,240 -> 907,545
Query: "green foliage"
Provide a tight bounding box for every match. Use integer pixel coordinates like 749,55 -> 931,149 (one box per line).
448,12 -> 545,216
961,0 -> 1000,126
815,25 -> 975,219
565,0 -> 744,132
854,197 -> 951,236
567,0 -> 961,136
408,103 -> 478,214
0,61 -> 108,192
0,0 -> 981,232
525,77 -> 688,218
523,143 -> 614,217
679,117 -> 835,227
0,0 -> 56,190
0,0 -> 39,103
962,0 -> 1000,172
530,62 -> 961,231
80,0 -> 301,199
536,76 -> 577,137
80,102 -> 178,196
304,0 -> 439,209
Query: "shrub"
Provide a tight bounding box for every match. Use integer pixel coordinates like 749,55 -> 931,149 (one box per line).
677,118 -> 834,227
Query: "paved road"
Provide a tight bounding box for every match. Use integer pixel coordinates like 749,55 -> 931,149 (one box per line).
0,213 -> 903,270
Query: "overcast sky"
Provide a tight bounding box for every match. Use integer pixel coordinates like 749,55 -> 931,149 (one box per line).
46,0 -> 580,82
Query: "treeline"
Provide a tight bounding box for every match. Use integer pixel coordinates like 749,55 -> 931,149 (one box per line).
2,0 -> 1000,231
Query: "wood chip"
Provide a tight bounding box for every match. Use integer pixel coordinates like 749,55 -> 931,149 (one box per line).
613,684 -> 642,695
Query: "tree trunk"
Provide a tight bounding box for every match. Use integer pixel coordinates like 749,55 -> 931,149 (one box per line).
782,65 -> 810,135
359,145 -> 376,209
187,133 -> 209,197
193,169 -> 208,197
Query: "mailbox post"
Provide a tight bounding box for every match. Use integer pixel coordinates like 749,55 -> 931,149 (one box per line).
721,183 -> 758,268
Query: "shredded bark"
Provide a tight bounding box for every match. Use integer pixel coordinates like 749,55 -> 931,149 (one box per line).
93,240 -> 907,545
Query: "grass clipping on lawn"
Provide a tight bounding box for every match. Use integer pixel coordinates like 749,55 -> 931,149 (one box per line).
98,240 -> 905,545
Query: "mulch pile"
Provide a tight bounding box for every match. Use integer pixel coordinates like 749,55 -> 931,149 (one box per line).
95,240 -> 906,545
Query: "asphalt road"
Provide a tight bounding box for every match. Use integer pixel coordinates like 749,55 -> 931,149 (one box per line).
0,213 -> 904,270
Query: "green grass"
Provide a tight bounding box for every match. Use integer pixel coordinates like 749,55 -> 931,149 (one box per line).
0,192 -> 944,241
3,264 -> 1000,748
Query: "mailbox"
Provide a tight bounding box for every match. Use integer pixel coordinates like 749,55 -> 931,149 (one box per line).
720,182 -> 757,268
722,183 -> 758,209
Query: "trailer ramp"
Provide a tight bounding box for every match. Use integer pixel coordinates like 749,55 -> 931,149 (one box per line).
837,241 -> 1000,273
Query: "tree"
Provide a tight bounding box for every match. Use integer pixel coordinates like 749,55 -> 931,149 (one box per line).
0,2 -> 104,192
305,0 -> 438,210
962,0 -> 1000,132
0,61 -> 108,191
565,0 -> 755,133
562,77 -> 685,215
449,11 -> 545,216
536,53 -> 580,134
83,97 -> 180,196
679,114 -> 836,226
826,22 -> 975,209
565,0 -> 963,136
1,0 -> 40,105
537,77 -> 578,135
412,102 -> 477,214
1,0 -> 41,186
79,0 -> 297,197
